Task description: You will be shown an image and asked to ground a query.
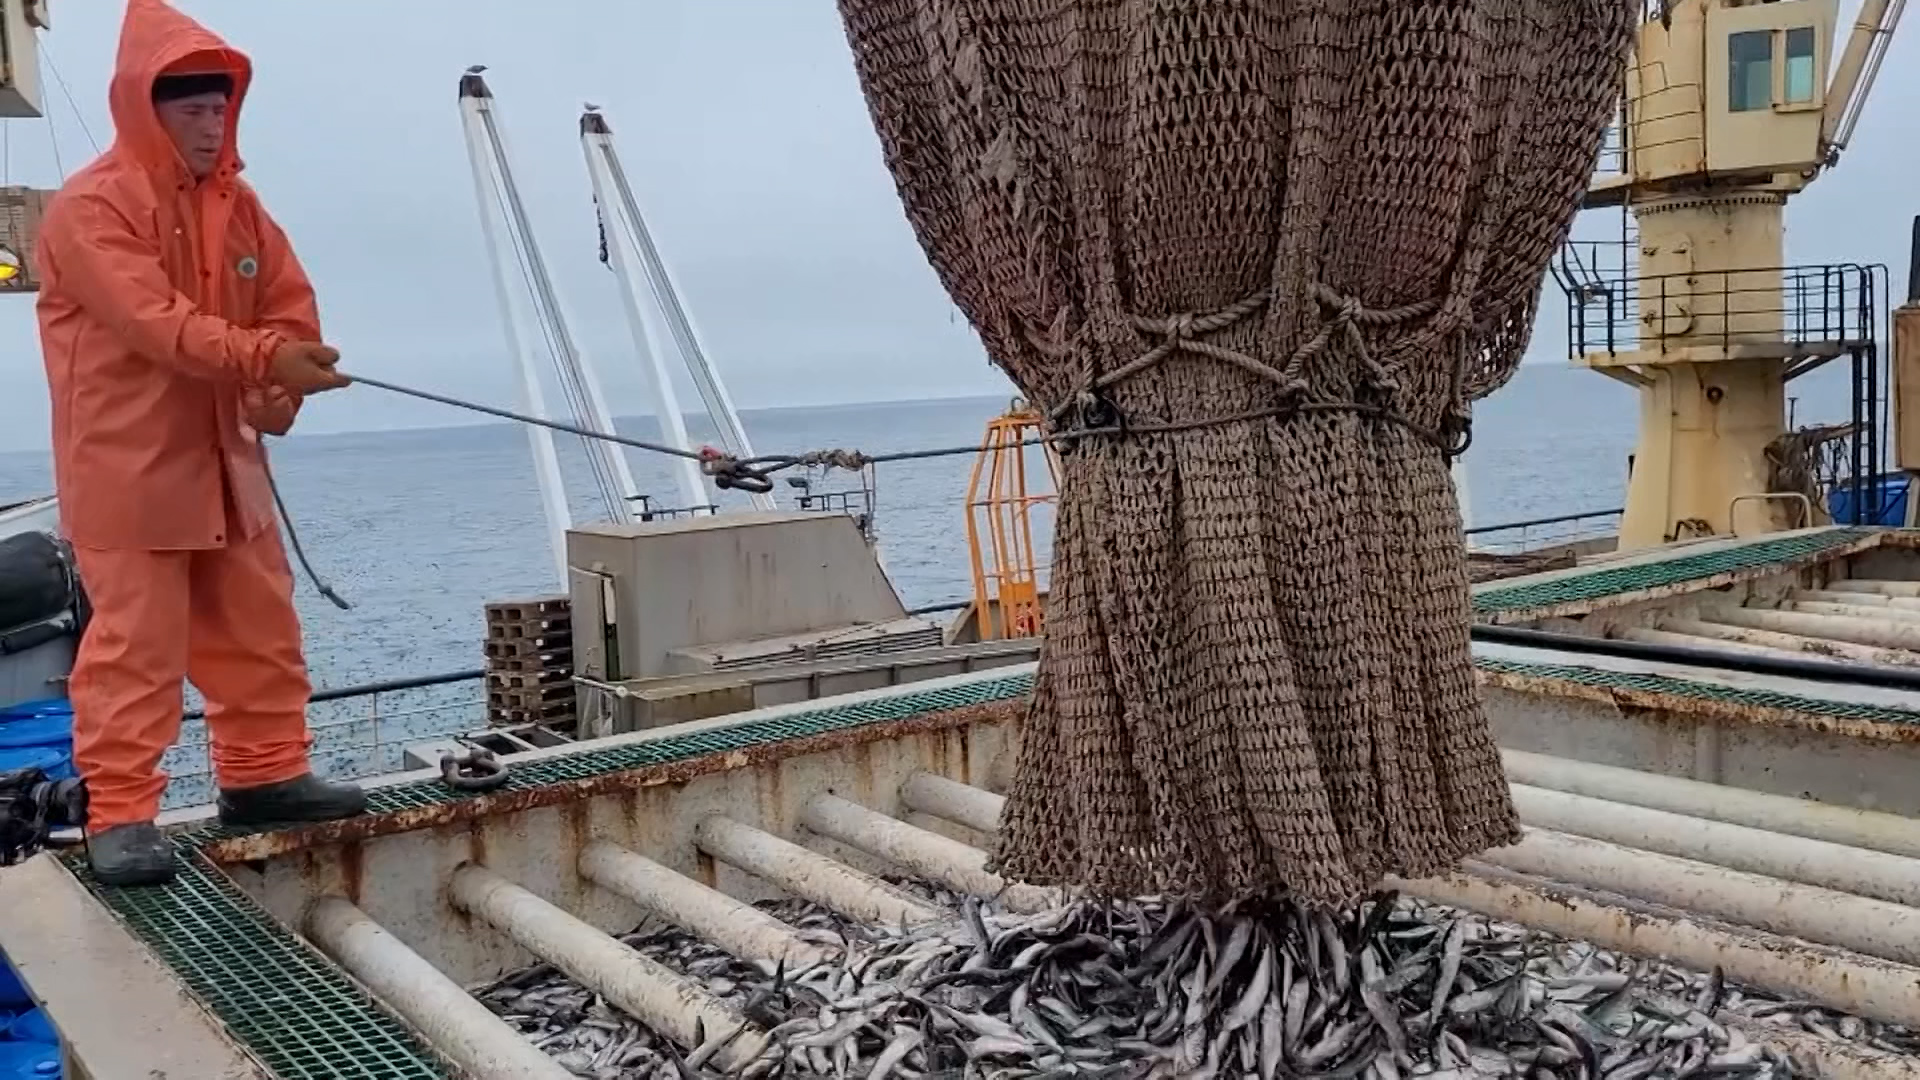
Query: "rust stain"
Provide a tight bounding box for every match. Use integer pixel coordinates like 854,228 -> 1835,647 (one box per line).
201,698 -> 1024,865
925,730 -> 951,784
851,740 -> 878,804
338,841 -> 365,906
562,799 -> 592,862
466,817 -> 488,868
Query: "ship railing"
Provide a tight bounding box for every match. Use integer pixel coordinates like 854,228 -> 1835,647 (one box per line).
163,669 -> 486,809
1564,262 -> 1887,367
1465,508 -> 1623,556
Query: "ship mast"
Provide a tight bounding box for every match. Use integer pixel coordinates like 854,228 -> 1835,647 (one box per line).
1560,0 -> 1904,551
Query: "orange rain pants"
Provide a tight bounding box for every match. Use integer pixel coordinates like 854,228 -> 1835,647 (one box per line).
33,0 -> 324,830
68,534 -> 315,830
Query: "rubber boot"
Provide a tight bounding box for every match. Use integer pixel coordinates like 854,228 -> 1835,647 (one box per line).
87,822 -> 177,888
217,772 -> 368,828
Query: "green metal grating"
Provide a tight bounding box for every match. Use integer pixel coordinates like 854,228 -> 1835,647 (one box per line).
1472,528 -> 1878,615
74,848 -> 451,1080
1477,656 -> 1920,727
75,671 -> 1038,1078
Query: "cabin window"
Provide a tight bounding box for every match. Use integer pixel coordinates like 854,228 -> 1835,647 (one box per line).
1785,27 -> 1817,104
1729,30 -> 1773,112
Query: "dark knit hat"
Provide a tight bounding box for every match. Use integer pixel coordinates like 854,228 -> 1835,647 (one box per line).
151,72 -> 233,103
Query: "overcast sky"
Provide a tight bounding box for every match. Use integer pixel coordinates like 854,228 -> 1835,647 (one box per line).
0,0 -> 1912,451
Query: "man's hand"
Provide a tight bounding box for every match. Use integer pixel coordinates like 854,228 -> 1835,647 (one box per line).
270,341 -> 350,394
242,386 -> 300,436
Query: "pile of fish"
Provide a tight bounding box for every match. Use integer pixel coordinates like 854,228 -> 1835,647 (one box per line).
475,877 -> 1908,1079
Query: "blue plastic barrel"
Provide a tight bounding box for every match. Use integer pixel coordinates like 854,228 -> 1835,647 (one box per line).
0,700 -> 69,722
0,699 -> 73,782
0,964 -> 27,1010
0,747 -> 68,783
7,1009 -> 54,1044
0,1041 -> 59,1078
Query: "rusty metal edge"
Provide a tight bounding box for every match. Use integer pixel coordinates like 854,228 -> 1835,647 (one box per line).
198,698 -> 1024,864
1475,664 -> 1920,745
1474,530 -> 1888,626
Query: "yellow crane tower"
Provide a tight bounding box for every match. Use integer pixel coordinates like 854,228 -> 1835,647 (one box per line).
0,0 -> 53,294
1560,0 -> 1904,550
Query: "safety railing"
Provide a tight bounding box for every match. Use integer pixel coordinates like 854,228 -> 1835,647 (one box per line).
1565,263 -> 1884,364
163,669 -> 485,809
153,502 -> 1623,808
1464,508 -> 1624,556
625,494 -> 719,521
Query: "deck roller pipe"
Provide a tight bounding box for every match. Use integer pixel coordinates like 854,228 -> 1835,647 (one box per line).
1790,588 -> 1920,612
1617,626 -> 1805,661
1706,605 -> 1920,652
1827,579 -> 1920,599
693,815 -> 942,928
799,793 -> 1060,914
1502,749 -> 1920,861
578,841 -> 832,970
447,865 -> 765,1071
1391,866 -> 1920,1032
900,773 -> 1004,835
1785,599 -> 1920,625
305,898 -> 572,1080
1657,617 -> 1920,666
1509,784 -> 1920,907
1480,829 -> 1920,966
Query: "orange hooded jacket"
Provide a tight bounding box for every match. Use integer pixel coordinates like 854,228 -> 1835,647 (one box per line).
35,0 -> 319,552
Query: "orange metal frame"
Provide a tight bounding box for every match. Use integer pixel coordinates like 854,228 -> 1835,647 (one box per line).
964,401 -> 1059,640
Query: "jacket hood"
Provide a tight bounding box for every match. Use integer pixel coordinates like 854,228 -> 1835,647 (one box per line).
108,0 -> 252,180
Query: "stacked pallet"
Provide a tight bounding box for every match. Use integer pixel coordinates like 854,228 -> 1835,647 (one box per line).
483,596 -> 575,728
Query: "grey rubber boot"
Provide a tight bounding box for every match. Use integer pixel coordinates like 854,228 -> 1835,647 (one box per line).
87,822 -> 177,888
217,772 -> 368,828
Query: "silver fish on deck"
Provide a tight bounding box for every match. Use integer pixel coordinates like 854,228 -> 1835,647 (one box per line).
473,876 -> 1910,1079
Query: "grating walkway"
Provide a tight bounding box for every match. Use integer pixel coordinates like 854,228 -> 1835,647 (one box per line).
1474,528 -> 1880,617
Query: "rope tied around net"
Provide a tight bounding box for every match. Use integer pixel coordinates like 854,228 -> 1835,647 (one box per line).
1038,283 -> 1471,460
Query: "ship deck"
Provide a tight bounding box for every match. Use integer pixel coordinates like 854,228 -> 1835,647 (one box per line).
7,527 -> 1920,1078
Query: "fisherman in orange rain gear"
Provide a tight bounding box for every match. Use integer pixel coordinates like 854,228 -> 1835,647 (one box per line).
33,0 -> 365,887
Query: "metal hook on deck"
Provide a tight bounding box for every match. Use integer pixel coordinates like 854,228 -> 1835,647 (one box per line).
440,749 -> 510,793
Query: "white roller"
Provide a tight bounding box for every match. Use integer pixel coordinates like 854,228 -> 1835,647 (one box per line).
306,897 -> 570,1080
1394,866 -> 1920,1030
1785,599 -> 1920,625
693,815 -> 942,928
1481,828 -> 1920,966
1790,588 -> 1920,612
1618,626 -> 1805,661
800,793 -> 1058,913
1707,605 -> 1920,651
1826,579 -> 1920,599
448,865 -> 763,1071
1658,616 -> 1920,666
579,840 -> 831,970
900,773 -> 1005,835
1510,783 -> 1920,907
1502,749 -> 1920,860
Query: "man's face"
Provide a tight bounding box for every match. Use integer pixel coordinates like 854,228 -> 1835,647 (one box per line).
155,90 -> 229,178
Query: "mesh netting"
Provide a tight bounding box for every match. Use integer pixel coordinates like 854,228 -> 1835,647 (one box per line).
838,0 -> 1634,904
